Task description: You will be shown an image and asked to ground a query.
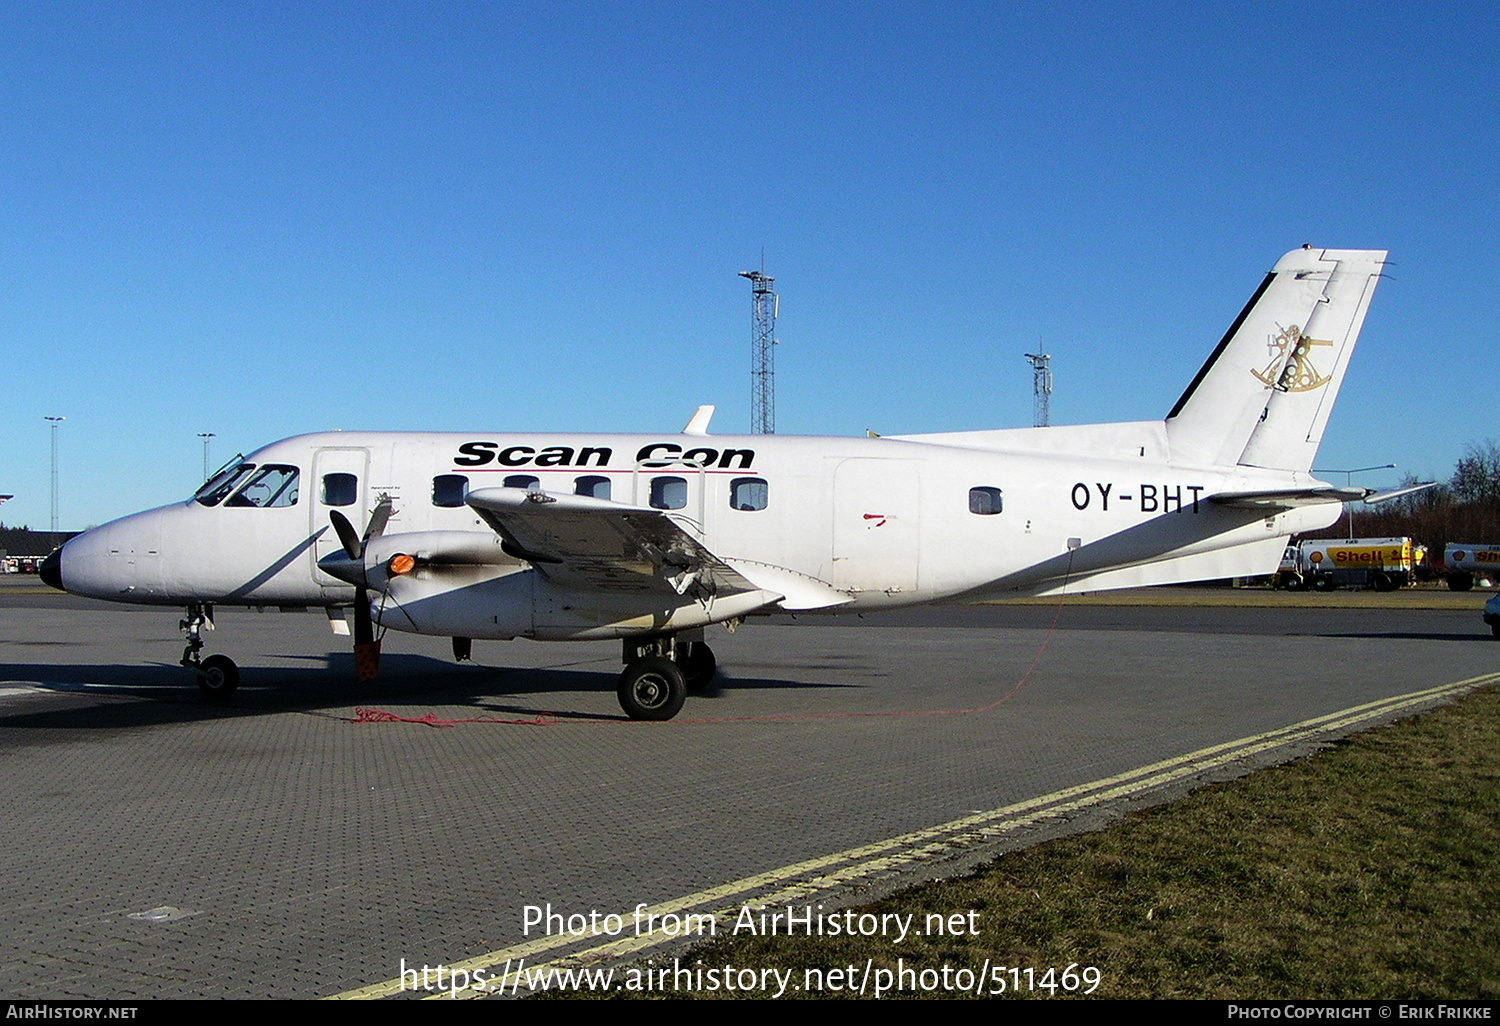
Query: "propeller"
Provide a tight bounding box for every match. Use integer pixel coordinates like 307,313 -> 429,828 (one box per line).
325,494 -> 393,682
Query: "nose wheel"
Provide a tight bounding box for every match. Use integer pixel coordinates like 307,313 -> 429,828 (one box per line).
195,654 -> 240,699
180,602 -> 239,701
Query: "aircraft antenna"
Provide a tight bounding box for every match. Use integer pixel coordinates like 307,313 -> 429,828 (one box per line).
739,263 -> 778,434
1025,351 -> 1052,427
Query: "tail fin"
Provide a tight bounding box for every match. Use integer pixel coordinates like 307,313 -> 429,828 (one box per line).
1164,247 -> 1387,469
1237,248 -> 1387,472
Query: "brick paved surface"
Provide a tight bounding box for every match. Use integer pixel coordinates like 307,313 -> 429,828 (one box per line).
1,593 -> 1493,997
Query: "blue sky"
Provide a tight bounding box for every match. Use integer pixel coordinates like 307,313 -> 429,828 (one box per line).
3,2 -> 1497,529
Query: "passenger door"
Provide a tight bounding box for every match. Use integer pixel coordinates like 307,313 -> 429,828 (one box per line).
310,447 -> 371,590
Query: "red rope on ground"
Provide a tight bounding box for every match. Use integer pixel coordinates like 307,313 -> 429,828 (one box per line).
352,706 -> 555,727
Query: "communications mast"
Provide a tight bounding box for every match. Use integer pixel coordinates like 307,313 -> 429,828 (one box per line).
739,267 -> 778,434
1024,351 -> 1052,427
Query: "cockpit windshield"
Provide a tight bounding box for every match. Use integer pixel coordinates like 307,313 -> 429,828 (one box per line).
224,465 -> 300,508
194,461 -> 255,507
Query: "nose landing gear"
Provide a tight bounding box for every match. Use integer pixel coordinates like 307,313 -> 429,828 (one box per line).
180,602 -> 239,700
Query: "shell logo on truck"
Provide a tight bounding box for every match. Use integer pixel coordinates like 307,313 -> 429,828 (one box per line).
1443,544 -> 1500,591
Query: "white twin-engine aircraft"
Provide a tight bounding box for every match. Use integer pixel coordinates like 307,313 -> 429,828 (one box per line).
45,247 -> 1401,720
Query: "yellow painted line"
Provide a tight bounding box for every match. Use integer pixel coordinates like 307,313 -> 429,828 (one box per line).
329,671 -> 1500,1000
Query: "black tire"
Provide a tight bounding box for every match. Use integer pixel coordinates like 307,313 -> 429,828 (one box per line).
196,654 -> 240,701
675,642 -> 717,692
1371,571 -> 1395,592
618,657 -> 687,721
1282,573 -> 1305,592
1312,575 -> 1334,592
1449,573 -> 1474,592
1491,623 -> 1500,639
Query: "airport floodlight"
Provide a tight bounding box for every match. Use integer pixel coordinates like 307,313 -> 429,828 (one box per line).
44,417 -> 64,536
198,433 -> 217,482
1313,463 -> 1396,539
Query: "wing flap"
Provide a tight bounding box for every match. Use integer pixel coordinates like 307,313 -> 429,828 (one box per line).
465,487 -> 773,601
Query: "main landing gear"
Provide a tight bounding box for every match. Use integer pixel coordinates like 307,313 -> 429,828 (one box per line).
617,634 -> 718,721
181,602 -> 239,701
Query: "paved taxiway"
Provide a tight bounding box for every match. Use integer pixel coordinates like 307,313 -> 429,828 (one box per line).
2,581 -> 1496,998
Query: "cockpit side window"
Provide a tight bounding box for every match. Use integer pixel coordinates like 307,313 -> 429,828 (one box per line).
195,463 -> 256,507
225,465 -> 300,508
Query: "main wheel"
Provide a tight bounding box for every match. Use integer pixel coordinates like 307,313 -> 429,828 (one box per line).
618,657 -> 687,721
196,654 -> 240,701
675,641 -> 717,692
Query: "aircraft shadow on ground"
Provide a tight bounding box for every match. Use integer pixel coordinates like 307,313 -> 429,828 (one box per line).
0,656 -> 854,731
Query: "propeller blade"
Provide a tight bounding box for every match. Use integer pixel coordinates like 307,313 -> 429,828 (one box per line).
330,510 -> 363,561
363,494 -> 393,548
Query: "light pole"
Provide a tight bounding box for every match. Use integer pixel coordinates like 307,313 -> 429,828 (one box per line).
198,433 -> 216,481
1314,463 -> 1395,540
44,416 -> 64,541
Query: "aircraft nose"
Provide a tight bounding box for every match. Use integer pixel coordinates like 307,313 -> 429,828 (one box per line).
39,548 -> 63,591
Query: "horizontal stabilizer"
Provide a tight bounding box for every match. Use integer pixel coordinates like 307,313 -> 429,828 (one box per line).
1210,479 -> 1437,511
1362,481 -> 1437,505
1208,486 -> 1365,510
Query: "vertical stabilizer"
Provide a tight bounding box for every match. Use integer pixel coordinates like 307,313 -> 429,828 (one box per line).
1237,248 -> 1387,472
1164,247 -> 1340,466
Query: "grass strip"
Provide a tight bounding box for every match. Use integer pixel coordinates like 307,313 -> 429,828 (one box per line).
561,684 -> 1500,999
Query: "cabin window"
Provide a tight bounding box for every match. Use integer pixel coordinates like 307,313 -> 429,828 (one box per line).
432,474 -> 469,508
730,477 -> 768,511
969,486 -> 1003,515
195,463 -> 255,507
575,475 -> 611,500
504,474 -> 540,490
322,472 -> 358,507
226,465 -> 300,508
650,476 -> 687,510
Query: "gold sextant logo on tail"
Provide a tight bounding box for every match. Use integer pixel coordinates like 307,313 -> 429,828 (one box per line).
1252,324 -> 1334,392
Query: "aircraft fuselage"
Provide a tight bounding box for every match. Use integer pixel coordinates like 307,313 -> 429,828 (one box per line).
55,424 -> 1341,641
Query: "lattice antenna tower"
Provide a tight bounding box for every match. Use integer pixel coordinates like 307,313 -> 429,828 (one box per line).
1024,351 -> 1052,427
739,265 -> 778,434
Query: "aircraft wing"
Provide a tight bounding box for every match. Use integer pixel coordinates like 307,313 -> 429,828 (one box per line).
465,487 -> 773,600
